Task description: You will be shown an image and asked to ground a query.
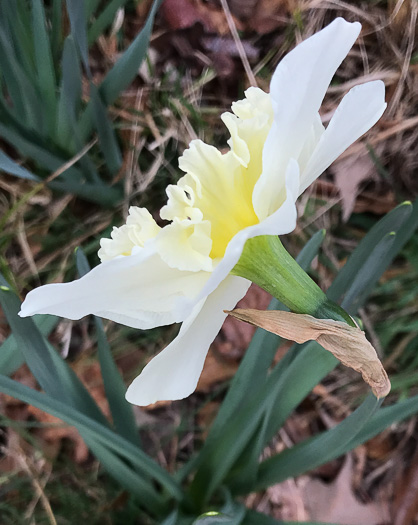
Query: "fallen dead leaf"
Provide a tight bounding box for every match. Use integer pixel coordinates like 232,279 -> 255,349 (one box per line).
197,401 -> 220,439
246,0 -> 292,33
196,348 -> 238,393
314,179 -> 397,216
217,284 -> 271,360
333,152 -> 379,221
304,454 -> 390,524
227,309 -> 391,398
393,448 -> 418,525
161,0 -> 238,35
267,478 -> 310,522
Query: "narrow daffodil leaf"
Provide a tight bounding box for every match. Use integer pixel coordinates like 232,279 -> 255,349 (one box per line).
253,395 -> 380,491
0,273 -> 107,425
99,0 -> 162,105
65,0 -> 91,74
327,201 -> 412,305
90,83 -> 122,174
0,150 -> 40,181
0,314 -> 58,376
0,374 -> 183,499
76,248 -> 140,446
32,0 -> 57,131
87,0 -> 127,45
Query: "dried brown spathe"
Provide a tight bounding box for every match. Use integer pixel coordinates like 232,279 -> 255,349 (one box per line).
226,309 -> 390,398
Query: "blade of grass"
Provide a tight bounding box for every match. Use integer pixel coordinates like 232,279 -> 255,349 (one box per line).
0,374 -> 183,499
76,249 -> 139,446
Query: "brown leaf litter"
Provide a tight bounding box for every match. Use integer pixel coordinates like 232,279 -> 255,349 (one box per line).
227,309 -> 391,398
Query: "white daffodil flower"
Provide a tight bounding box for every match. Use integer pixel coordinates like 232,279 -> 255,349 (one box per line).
20,18 -> 386,405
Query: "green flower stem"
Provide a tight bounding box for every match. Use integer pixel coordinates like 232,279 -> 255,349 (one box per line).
231,235 -> 355,327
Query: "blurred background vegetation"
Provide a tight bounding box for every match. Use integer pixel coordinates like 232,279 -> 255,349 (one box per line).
0,0 -> 418,523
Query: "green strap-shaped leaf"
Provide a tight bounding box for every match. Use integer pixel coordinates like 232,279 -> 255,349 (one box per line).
0,150 -> 40,181
0,374 -> 182,499
78,0 -> 162,141
82,438 -> 162,512
56,36 -> 83,148
327,201 -> 412,304
90,84 -> 123,174
341,231 -> 396,312
65,0 -> 91,74
0,314 -> 58,376
51,0 -> 63,61
88,0 -> 128,45
0,273 -> 107,425
253,395 -> 381,492
0,118 -> 83,182
252,395 -> 418,494
99,0 -> 162,106
76,249 -> 140,446
86,0 -> 101,17
48,178 -> 123,206
0,32 -> 41,128
32,0 -> 58,132
1,0 -> 37,83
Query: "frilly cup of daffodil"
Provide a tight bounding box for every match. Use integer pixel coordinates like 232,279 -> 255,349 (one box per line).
20,18 -> 387,405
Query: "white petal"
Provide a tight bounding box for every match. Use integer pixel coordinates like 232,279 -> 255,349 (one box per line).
176,160 -> 299,318
125,275 -> 250,405
19,247 -> 208,329
253,18 -> 361,219
299,80 -> 387,194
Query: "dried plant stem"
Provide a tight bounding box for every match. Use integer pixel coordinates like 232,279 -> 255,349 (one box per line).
219,0 -> 257,87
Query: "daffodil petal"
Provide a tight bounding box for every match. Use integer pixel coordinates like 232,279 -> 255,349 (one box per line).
125,275 -> 250,405
176,160 -> 299,316
253,18 -> 361,219
299,80 -> 387,194
19,248 -> 208,328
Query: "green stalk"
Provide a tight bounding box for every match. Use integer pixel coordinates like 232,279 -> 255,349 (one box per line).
231,235 -> 355,327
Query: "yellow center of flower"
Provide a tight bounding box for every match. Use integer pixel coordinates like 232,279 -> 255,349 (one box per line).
160,87 -> 274,265
98,87 -> 274,272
